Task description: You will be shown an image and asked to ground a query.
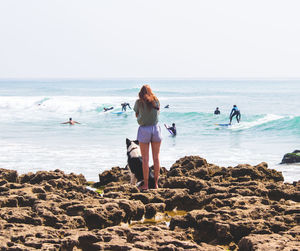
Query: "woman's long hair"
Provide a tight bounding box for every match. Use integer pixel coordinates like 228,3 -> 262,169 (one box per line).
138,85 -> 159,110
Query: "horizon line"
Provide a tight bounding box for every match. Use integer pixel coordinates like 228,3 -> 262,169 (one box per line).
0,77 -> 300,81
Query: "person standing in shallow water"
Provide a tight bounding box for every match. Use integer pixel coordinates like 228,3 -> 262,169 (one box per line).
134,85 -> 162,190
166,123 -> 176,136
214,107 -> 220,115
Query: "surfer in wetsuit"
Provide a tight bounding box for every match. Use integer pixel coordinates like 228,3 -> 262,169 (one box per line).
103,107 -> 114,112
61,118 -> 80,125
121,103 -> 131,112
229,105 -> 241,124
164,104 -> 170,108
214,107 -> 220,115
167,123 -> 177,136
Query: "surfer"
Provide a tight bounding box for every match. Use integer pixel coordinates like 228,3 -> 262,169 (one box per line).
214,107 -> 220,115
103,107 -> 114,112
166,123 -> 176,136
61,118 -> 80,125
164,104 -> 170,108
121,102 -> 131,112
229,105 -> 241,124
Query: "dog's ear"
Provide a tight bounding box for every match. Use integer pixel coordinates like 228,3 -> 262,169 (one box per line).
134,140 -> 139,145
126,138 -> 131,147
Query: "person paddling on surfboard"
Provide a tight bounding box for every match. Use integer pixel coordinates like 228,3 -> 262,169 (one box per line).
229,105 -> 241,124
103,107 -> 114,112
121,102 -> 131,112
165,123 -> 176,136
61,118 -> 80,125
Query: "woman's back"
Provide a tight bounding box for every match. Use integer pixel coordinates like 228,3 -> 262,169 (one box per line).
134,99 -> 160,126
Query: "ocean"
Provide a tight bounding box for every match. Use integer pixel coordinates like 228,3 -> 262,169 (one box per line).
0,79 -> 299,182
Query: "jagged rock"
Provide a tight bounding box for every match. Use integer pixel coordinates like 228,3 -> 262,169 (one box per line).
230,163 -> 284,182
238,233 -> 300,250
95,166 -> 130,187
32,187 -> 46,194
0,169 -> 18,183
78,232 -> 104,250
130,192 -> 155,204
281,150 -> 300,164
79,224 -> 211,251
163,176 -> 207,193
168,156 -> 208,177
145,203 -> 165,219
117,199 -> 145,221
21,169 -> 86,186
0,156 -> 298,250
104,183 -> 139,194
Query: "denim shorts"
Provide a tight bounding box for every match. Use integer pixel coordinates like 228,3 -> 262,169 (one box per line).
137,124 -> 162,143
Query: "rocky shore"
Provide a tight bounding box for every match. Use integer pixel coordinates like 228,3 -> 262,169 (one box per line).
0,156 -> 299,250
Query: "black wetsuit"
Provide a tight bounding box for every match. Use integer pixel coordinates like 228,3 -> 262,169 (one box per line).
214,109 -> 220,115
169,126 -> 176,135
229,107 -> 241,123
104,107 -> 114,112
121,103 -> 131,112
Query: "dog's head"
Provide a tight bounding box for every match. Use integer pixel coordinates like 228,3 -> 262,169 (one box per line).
126,138 -> 139,148
126,138 -> 140,157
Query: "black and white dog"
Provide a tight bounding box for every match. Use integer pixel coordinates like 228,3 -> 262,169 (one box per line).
126,138 -> 155,189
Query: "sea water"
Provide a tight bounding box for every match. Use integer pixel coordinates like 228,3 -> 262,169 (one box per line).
0,79 -> 299,182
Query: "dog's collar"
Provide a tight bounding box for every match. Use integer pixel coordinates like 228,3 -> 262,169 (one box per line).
127,147 -> 138,154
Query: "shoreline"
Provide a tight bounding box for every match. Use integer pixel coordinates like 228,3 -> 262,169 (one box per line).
0,155 -> 299,250
5,155 -> 299,184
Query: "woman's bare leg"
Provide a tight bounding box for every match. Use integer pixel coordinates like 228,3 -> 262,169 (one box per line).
151,141 -> 161,189
139,142 -> 150,190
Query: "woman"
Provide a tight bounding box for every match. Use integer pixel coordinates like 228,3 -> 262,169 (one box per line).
134,85 -> 162,190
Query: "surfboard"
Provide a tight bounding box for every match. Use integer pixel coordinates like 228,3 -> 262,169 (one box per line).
112,111 -> 124,115
215,123 -> 231,126
164,124 -> 175,136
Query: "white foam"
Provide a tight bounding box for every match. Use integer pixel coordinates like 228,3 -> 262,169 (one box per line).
0,96 -> 137,122
230,114 -> 284,130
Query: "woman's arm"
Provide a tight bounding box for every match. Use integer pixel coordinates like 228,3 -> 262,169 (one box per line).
133,100 -> 139,117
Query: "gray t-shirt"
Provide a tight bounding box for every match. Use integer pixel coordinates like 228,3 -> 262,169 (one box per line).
134,99 -> 160,126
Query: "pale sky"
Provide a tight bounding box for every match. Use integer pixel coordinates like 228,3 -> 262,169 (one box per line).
0,0 -> 300,79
